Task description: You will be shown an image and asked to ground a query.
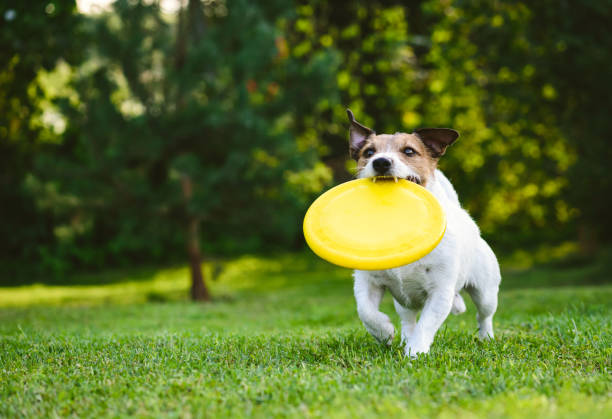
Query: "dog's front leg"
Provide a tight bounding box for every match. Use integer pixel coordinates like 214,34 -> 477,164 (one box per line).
405,288 -> 454,358
353,271 -> 395,345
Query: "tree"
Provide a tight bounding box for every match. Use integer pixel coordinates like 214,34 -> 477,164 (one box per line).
31,0 -> 338,297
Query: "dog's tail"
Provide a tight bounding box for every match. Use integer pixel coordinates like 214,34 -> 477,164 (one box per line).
451,293 -> 466,315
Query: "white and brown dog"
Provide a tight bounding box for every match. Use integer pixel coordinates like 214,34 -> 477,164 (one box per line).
347,109 -> 501,358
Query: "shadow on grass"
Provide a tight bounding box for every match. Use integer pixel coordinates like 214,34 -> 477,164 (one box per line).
501,253 -> 612,290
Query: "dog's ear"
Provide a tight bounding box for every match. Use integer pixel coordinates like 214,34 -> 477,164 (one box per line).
347,109 -> 375,160
414,128 -> 459,158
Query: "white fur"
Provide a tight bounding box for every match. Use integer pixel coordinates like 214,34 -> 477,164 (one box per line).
354,163 -> 501,358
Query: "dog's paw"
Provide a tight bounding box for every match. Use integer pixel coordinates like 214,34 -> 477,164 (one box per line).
478,329 -> 494,340
365,320 -> 395,345
399,327 -> 413,345
404,341 -> 430,358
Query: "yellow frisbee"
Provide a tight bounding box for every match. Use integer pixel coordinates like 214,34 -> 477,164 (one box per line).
303,178 -> 446,270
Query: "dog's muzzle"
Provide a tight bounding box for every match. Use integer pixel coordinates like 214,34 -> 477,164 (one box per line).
372,157 -> 392,174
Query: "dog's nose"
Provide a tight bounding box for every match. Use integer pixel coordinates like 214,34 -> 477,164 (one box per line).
372,157 -> 392,174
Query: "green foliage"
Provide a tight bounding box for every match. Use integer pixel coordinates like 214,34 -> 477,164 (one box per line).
25,0 -> 338,273
0,1 -> 83,264
2,0 -> 612,275
1,253 -> 611,416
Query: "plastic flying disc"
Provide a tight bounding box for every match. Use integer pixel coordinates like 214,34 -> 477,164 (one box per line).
303,178 -> 446,270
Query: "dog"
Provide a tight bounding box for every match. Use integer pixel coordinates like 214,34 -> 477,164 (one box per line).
347,109 -> 501,358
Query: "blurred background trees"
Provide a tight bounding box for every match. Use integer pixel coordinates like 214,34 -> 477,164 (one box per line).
0,0 -> 83,278
1,0 -> 611,295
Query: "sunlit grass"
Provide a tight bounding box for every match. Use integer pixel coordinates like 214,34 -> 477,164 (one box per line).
0,253 -> 344,307
0,265 -> 191,307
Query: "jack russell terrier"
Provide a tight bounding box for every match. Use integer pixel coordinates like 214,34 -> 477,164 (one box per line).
347,109 -> 501,358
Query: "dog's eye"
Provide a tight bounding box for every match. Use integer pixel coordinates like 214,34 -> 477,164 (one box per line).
363,148 -> 375,158
403,147 -> 416,156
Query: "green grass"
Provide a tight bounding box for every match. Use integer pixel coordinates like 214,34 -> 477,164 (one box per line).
1,253 -> 611,418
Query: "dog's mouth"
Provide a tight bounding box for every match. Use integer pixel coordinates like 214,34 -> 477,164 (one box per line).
372,175 -> 421,185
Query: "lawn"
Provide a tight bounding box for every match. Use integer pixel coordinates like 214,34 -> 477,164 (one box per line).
1,253 -> 611,418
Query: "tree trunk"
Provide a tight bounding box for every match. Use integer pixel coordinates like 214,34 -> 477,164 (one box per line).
182,175 -> 210,302
175,2 -> 210,301
578,223 -> 599,256
187,216 -> 210,301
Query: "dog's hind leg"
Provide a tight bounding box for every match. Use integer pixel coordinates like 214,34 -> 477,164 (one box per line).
465,285 -> 498,339
451,293 -> 466,315
393,299 -> 417,344
354,271 -> 395,345
466,239 -> 501,339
